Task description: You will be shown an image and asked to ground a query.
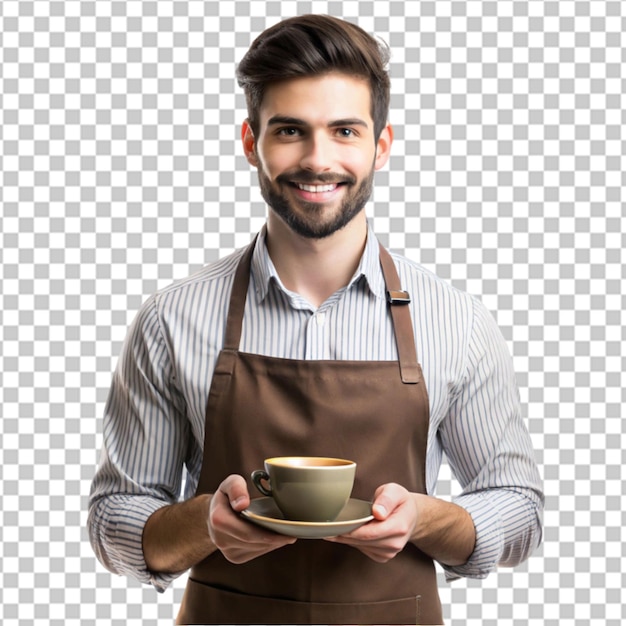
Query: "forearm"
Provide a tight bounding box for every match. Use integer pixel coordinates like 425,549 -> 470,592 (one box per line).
442,488 -> 543,580
143,494 -> 217,574
410,494 -> 476,567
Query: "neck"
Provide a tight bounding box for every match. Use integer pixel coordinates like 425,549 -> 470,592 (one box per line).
265,212 -> 368,308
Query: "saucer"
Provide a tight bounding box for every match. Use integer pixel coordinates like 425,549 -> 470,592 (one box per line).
241,497 -> 373,539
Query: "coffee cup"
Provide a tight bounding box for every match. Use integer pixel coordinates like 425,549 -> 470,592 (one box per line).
251,456 -> 356,522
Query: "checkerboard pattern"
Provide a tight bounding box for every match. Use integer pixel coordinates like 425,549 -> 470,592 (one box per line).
1,1 -> 624,624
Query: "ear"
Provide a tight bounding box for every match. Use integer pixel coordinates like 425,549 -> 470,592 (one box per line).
241,119 -> 259,167
374,123 -> 393,171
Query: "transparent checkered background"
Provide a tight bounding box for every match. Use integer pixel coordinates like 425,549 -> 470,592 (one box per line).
1,0 -> 624,624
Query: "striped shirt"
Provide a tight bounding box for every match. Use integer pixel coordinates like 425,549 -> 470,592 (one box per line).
88,223 -> 543,592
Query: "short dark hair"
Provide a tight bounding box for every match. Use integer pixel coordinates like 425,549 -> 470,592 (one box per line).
236,15 -> 391,140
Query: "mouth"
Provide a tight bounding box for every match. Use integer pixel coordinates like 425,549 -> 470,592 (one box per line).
288,181 -> 348,203
294,182 -> 341,193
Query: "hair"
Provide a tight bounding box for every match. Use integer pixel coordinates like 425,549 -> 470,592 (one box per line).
236,15 -> 391,141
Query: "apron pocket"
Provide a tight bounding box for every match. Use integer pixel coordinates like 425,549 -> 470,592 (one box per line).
177,578 -> 441,625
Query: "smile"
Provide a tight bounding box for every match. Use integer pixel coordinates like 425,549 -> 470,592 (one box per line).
295,183 -> 339,193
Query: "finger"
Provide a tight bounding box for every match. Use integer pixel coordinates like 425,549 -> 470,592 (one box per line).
219,474 -> 251,511
325,519 -> 385,544
327,531 -> 406,560
225,512 -> 298,559
324,536 -> 398,563
371,483 -> 406,520
211,505 -> 296,563
225,535 -> 298,564
231,521 -> 291,546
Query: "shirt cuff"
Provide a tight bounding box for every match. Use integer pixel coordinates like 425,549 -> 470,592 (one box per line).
442,493 -> 504,581
90,495 -> 185,593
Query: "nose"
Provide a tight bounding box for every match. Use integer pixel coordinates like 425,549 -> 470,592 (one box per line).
299,132 -> 334,173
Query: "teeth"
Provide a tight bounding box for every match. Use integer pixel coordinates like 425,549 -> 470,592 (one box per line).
296,183 -> 337,193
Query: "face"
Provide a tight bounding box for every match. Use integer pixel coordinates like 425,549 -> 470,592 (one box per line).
242,73 -> 392,240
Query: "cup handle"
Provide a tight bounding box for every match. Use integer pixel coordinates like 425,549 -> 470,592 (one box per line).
251,469 -> 272,497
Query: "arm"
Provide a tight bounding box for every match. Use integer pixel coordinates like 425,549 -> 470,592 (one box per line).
142,494 -> 215,573
88,297 -> 191,590
330,298 -> 543,576
88,299 -> 295,588
143,475 -> 296,574
327,483 -> 476,566
439,298 -> 543,578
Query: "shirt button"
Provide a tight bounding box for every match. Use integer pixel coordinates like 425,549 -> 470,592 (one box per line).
315,312 -> 326,327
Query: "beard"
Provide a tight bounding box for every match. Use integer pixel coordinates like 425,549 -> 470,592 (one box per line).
257,166 -> 375,240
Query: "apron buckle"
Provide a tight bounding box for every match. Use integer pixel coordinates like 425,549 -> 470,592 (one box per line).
386,290 -> 411,305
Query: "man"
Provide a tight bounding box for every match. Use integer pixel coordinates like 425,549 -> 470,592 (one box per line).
88,14 -> 543,625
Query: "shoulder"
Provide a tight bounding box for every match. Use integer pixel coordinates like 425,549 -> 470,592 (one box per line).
156,247 -> 246,300
389,251 -> 477,312
125,246 -> 248,337
387,252 -> 501,358
146,245 -> 252,321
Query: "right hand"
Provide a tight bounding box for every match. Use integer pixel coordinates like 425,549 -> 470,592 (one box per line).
208,474 -> 297,564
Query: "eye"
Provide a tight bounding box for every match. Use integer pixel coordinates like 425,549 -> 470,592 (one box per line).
336,128 -> 356,138
277,127 -> 302,137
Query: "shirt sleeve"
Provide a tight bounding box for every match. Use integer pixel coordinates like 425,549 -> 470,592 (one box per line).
87,296 -> 190,592
439,297 -> 544,580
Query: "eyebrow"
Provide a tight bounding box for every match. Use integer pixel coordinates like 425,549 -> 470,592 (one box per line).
266,115 -> 369,129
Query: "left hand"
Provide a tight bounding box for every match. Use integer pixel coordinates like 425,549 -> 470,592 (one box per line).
325,483 -> 418,562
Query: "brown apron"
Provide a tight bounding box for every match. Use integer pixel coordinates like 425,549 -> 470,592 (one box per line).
176,237 -> 444,625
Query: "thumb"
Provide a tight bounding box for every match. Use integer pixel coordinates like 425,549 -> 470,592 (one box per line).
371,483 -> 401,520
219,474 -> 251,511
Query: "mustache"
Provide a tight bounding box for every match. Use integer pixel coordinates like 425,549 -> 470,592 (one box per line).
276,170 -> 356,186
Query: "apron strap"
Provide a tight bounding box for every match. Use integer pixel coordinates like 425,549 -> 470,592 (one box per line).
222,236 -> 257,351
378,244 -> 421,384
222,233 -> 421,384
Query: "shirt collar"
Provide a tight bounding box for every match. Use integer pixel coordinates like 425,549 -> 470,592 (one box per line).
251,222 -> 386,304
